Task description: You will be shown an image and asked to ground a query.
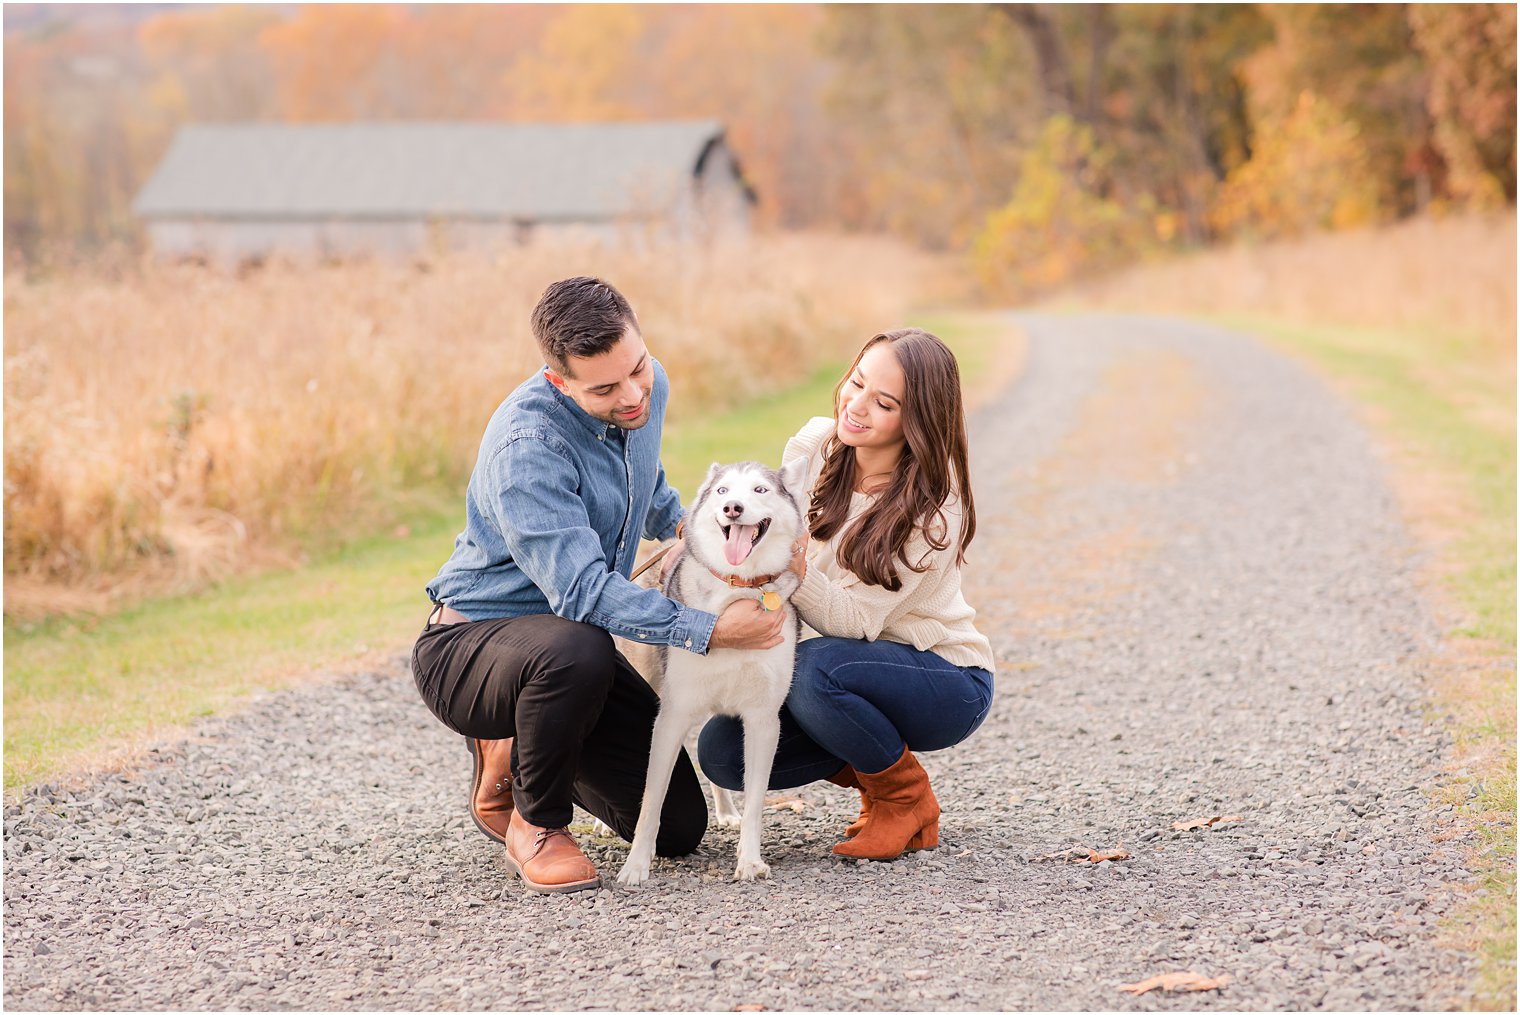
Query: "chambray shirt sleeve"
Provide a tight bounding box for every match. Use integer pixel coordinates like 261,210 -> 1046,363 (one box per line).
643,458 -> 685,542
489,434 -> 717,653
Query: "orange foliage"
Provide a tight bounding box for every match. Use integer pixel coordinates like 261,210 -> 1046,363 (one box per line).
1410,3 -> 1518,207
257,5 -> 411,121
1211,91 -> 1382,240
3,4 -> 1515,266
504,5 -> 647,121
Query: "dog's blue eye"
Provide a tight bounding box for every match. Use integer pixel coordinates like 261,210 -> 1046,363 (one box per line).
754,486 -> 767,494
717,487 -> 727,495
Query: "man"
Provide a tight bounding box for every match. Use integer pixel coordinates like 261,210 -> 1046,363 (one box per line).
412,276 -> 786,894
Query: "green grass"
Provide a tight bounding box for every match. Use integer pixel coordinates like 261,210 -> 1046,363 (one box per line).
1221,313 -> 1516,1009
4,313 -> 1020,797
3,497 -> 463,795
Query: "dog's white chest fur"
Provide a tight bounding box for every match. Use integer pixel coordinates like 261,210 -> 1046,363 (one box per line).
664,628 -> 798,716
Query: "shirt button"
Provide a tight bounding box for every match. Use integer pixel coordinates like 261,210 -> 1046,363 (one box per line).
684,639 -> 693,648
637,633 -> 647,639
597,434 -> 604,441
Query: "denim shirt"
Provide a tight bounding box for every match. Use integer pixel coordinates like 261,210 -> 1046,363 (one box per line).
425,358 -> 717,654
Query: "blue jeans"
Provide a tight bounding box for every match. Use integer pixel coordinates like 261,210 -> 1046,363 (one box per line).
697,636 -> 994,790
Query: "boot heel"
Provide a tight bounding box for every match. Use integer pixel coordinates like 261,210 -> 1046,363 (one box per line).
908,820 -> 939,851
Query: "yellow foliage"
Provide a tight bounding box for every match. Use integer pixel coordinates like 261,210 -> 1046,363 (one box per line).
1210,90 -> 1382,240
972,116 -> 1162,300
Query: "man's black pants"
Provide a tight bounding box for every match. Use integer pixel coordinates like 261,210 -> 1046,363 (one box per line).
411,612 -> 706,857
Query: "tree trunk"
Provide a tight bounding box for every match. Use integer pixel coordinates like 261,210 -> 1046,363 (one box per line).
1085,4 -> 1111,128
998,3 -> 1076,119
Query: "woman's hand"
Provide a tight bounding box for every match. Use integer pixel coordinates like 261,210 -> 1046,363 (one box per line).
787,534 -> 808,580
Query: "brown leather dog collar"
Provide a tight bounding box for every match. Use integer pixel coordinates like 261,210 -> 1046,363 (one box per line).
707,568 -> 779,588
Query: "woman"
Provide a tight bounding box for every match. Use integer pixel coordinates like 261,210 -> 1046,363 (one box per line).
697,327 -> 995,861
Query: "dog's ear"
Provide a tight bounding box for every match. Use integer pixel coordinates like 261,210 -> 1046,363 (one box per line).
778,456 -> 809,498
692,462 -> 724,508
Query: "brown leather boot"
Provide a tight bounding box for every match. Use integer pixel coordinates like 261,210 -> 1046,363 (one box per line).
831,747 -> 939,861
825,764 -> 872,838
502,809 -> 601,894
467,737 -> 514,843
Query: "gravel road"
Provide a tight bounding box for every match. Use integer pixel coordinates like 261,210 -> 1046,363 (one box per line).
4,312 -> 1477,1010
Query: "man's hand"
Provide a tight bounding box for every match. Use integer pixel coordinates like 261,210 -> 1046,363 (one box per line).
709,599 -> 787,650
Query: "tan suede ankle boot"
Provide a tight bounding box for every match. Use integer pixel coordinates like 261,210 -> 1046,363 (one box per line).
831,747 -> 939,861
825,764 -> 871,837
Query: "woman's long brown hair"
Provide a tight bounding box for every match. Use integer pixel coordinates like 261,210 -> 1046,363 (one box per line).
807,328 -> 977,590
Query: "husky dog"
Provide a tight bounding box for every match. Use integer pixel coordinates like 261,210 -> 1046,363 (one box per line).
617,458 -> 809,885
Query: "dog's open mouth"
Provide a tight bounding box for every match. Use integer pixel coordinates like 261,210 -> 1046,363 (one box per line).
720,518 -> 771,567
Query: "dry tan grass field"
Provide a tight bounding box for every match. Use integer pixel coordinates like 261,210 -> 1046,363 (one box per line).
4,233 -> 951,617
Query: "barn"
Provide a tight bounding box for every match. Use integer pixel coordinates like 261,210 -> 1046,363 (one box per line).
131,120 -> 756,262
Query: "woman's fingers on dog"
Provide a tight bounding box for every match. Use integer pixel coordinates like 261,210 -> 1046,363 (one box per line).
787,535 -> 808,578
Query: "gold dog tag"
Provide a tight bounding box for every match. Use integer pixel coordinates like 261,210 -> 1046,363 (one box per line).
761,590 -> 782,612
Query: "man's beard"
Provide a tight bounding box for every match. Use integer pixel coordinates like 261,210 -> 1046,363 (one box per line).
603,389 -> 652,430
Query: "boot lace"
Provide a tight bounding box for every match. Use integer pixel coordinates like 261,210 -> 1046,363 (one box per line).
534,827 -> 576,848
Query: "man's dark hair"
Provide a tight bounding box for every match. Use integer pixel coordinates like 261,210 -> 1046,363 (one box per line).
531,276 -> 639,376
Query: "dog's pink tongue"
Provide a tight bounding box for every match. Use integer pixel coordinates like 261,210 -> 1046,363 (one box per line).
724,524 -> 758,566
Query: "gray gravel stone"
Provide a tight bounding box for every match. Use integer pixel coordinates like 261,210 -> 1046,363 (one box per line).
3,313 -> 1479,1010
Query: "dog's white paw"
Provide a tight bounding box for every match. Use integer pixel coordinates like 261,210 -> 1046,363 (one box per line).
733,858 -> 770,881
617,858 -> 652,886
711,788 -> 743,827
591,818 -> 617,838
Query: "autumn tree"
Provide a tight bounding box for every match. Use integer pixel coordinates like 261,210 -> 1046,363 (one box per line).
4,2 -> 1515,264
1409,3 -> 1518,207
820,4 -> 1035,247
1236,4 -> 1434,217
138,5 -> 280,122
974,114 -> 1162,297
4,14 -> 157,256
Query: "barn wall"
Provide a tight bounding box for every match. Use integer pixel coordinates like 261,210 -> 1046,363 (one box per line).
695,142 -> 754,240
146,187 -> 745,264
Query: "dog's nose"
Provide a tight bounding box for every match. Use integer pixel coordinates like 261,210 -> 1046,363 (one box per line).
722,501 -> 744,519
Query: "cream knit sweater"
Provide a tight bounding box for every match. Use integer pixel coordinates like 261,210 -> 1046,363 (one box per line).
784,417 -> 995,673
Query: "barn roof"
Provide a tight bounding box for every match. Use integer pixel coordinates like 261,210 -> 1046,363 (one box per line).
133,120 -> 750,220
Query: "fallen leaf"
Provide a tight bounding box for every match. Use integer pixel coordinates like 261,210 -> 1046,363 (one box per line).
1031,847 -> 1079,862
1118,971 -> 1231,995
734,1006 -> 766,1012
1172,814 -> 1243,831
763,795 -> 807,814
955,849 -> 973,858
1080,846 -> 1130,863
1031,844 -> 1131,863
